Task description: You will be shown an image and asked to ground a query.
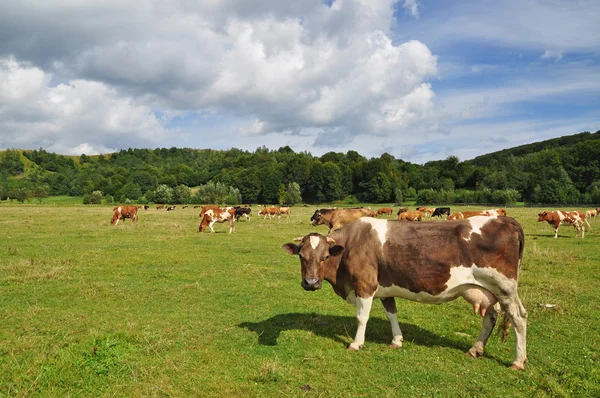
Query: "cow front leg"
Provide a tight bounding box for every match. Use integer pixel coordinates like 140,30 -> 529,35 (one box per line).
349,295 -> 374,350
467,304 -> 498,358
381,297 -> 403,348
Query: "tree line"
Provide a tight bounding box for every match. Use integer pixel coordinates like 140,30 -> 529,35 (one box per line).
1,129 -> 599,205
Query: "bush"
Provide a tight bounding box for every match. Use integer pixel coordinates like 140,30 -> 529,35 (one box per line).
193,181 -> 242,204
83,190 -> 103,205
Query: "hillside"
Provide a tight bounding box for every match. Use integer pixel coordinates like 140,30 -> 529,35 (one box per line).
1,129 -> 600,205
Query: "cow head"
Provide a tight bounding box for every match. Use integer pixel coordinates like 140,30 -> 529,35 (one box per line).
310,211 -> 325,226
537,211 -> 548,222
282,233 -> 344,291
497,208 -> 507,216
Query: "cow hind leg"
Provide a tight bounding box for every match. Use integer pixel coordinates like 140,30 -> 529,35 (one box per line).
498,295 -> 528,370
349,295 -> 374,350
466,305 -> 498,358
381,297 -> 403,348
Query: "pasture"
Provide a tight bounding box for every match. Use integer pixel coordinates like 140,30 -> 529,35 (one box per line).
1,205 -> 599,397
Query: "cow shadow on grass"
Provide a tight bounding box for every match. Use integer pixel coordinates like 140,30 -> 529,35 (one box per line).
239,312 -> 507,366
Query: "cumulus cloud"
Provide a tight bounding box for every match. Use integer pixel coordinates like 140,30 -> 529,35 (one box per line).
0,0 -> 439,155
0,58 -> 170,154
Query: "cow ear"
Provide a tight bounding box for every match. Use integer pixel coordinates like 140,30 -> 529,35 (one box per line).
329,245 -> 345,257
282,243 -> 300,255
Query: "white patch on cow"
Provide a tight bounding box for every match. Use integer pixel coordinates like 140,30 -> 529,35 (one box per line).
309,235 -> 320,249
557,211 -> 565,221
359,217 -> 388,247
464,216 -> 496,242
374,264 -> 483,304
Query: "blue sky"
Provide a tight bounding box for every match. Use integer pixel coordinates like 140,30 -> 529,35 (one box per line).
0,0 -> 598,163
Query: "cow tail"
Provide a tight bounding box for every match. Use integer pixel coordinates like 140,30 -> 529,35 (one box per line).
585,217 -> 593,232
498,309 -> 511,343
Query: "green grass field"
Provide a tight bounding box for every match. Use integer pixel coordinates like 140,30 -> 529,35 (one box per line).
1,205 -> 599,397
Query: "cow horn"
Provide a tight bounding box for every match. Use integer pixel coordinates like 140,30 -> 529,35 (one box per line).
326,237 -> 336,244
293,237 -> 304,242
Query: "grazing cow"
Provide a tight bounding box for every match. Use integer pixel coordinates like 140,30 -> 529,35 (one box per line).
311,208 -> 375,233
425,208 -> 435,217
199,207 -> 236,233
377,207 -> 394,217
585,209 -> 597,219
143,205 -> 149,210
156,205 -> 165,210
361,208 -> 377,217
182,205 -> 189,209
279,207 -> 291,218
448,209 -> 507,220
397,211 -> 422,222
199,205 -> 221,219
416,206 -> 427,212
166,205 -> 176,211
396,207 -> 408,215
282,216 -> 528,370
193,205 -> 200,209
431,207 -> 451,218
234,206 -> 252,222
537,210 -> 591,238
258,207 -> 281,220
111,205 -> 138,226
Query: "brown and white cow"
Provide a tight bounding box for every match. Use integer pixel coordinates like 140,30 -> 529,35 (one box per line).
278,207 -> 291,218
283,216 -> 528,370
258,207 -> 281,220
311,208 -> 375,233
111,205 -> 138,226
585,209 -> 597,219
199,207 -> 236,233
397,211 -> 422,222
537,210 -> 591,238
376,207 -> 393,216
447,209 -> 506,220
199,205 -> 221,219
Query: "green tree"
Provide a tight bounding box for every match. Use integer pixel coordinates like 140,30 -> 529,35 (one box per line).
172,185 -> 192,204
119,182 -> 142,202
153,184 -> 173,204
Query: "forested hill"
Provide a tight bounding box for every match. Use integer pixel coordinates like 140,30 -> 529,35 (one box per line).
1,129 -> 599,205
468,130 -> 600,166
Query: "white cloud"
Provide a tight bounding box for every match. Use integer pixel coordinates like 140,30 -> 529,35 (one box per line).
403,0 -> 420,18
0,58 -> 170,154
540,50 -> 564,62
0,0 -> 439,156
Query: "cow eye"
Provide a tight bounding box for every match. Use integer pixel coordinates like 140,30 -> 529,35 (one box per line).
322,255 -> 329,261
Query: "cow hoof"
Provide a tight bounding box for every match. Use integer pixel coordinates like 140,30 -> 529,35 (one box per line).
465,349 -> 482,358
510,363 -> 525,371
347,344 -> 362,351
388,343 -> 402,349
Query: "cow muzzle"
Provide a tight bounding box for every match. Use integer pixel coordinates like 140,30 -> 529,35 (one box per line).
301,278 -> 322,291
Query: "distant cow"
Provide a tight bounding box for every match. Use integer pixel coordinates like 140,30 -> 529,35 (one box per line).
166,205 -> 176,211
143,205 -> 149,210
156,205 -> 165,210
282,216 -> 528,370
585,209 -> 597,219
111,205 -> 138,226
396,207 -> 408,215
431,207 -> 451,218
199,207 -> 236,233
397,211 -> 422,222
311,208 -> 374,233
537,210 -> 591,238
258,207 -> 280,220
279,207 -> 291,218
447,209 -> 506,220
234,206 -> 252,222
376,207 -> 394,217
